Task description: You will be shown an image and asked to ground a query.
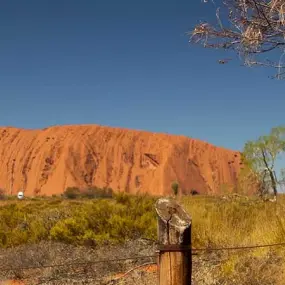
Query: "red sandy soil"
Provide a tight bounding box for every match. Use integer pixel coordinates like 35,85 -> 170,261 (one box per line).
0,281 -> 25,285
0,124 -> 243,196
113,263 -> 158,280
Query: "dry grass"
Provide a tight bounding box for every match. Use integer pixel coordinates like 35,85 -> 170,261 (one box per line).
2,194 -> 285,284
182,194 -> 285,248
0,240 -> 157,284
182,194 -> 285,285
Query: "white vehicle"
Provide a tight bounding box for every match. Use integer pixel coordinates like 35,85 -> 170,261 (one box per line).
17,191 -> 24,200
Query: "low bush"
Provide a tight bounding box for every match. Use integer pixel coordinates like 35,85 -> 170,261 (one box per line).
81,186 -> 113,199
0,193 -> 156,248
63,186 -> 113,199
63,187 -> 81,199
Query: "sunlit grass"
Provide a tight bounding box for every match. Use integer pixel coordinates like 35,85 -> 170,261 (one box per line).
182,195 -> 285,248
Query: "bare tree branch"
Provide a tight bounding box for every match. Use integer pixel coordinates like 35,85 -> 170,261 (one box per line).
188,0 -> 285,79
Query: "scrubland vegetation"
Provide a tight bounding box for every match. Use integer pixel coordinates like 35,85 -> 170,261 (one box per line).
0,190 -> 156,248
1,189 -> 285,283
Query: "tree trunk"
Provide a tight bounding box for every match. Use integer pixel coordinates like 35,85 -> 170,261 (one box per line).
269,169 -> 277,200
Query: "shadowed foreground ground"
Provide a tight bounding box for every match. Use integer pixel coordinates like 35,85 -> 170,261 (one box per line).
1,239 -> 284,285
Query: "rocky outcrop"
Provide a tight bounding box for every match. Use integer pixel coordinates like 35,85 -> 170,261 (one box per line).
0,125 -> 243,196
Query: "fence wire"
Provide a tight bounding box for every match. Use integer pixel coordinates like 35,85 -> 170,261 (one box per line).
0,254 -> 157,285
2,240 -> 285,284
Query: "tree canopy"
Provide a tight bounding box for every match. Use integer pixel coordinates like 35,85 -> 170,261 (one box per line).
189,0 -> 285,79
242,126 -> 285,197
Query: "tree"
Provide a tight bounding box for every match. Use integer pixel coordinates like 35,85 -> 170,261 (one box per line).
242,126 -> 285,199
280,168 -> 285,192
171,181 -> 179,197
189,0 -> 285,79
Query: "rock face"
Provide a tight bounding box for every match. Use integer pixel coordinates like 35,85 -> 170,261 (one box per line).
0,125 -> 243,196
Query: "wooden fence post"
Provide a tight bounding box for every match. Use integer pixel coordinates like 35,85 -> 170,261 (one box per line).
155,197 -> 192,285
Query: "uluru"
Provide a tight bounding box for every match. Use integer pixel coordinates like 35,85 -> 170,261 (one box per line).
0,124 -> 243,196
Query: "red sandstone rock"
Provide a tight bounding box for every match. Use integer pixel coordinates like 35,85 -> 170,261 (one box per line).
0,125 -> 242,196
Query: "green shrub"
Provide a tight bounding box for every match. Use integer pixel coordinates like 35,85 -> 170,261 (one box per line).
171,181 -> 179,196
50,217 -> 88,243
114,192 -> 132,205
81,186 -> 113,199
63,187 -> 81,199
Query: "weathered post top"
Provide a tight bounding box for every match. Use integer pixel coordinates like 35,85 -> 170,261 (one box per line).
155,197 -> 192,245
156,197 -> 193,285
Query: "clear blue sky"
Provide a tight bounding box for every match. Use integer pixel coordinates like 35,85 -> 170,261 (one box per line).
0,0 -> 284,154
